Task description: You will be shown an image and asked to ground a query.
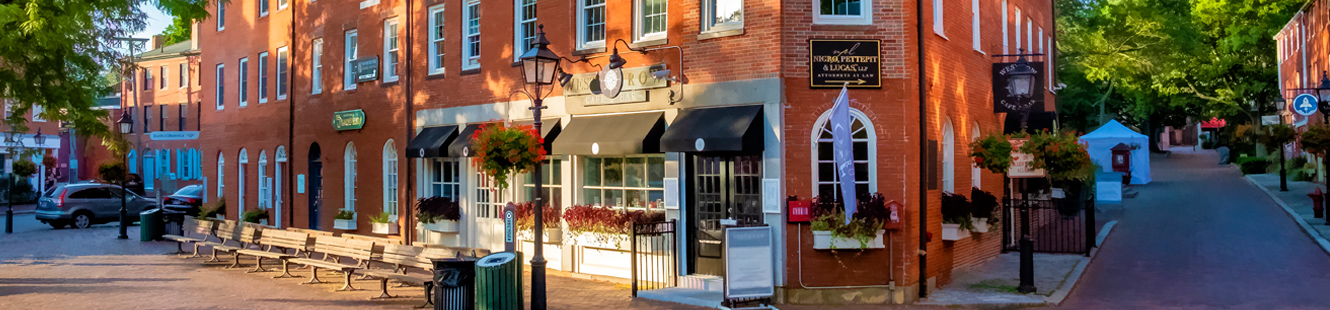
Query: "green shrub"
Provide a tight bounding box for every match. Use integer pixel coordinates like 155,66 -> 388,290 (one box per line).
241,209 -> 268,223
1236,157 -> 1269,174
335,210 -> 355,220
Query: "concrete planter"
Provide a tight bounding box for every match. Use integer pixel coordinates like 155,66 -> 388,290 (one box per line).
519,227 -> 564,244
971,218 -> 990,233
421,220 -> 459,233
333,219 -> 356,230
371,222 -> 399,235
941,223 -> 970,241
811,230 -> 886,250
415,223 -> 461,247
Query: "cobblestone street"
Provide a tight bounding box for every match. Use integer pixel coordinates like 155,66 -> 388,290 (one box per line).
0,215 -> 701,309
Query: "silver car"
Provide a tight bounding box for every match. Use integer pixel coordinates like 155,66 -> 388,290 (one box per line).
35,183 -> 156,229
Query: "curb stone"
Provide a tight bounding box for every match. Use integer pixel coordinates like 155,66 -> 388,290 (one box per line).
1242,175 -> 1330,256
1044,220 -> 1116,306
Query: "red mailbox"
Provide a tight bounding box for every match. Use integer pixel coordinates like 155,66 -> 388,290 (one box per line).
1111,143 -> 1133,184
788,200 -> 812,223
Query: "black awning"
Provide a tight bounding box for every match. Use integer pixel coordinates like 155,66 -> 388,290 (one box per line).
406,125 -> 459,158
660,105 -> 764,152
1004,111 -> 1058,134
448,124 -> 485,157
512,118 -> 562,153
551,112 -> 665,155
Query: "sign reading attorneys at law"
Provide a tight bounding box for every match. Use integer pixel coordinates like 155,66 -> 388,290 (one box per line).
333,109 -> 366,131
809,39 -> 882,88
992,61 -> 1046,113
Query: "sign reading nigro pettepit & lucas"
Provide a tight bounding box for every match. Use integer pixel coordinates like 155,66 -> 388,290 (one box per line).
808,39 -> 882,88
333,109 -> 366,131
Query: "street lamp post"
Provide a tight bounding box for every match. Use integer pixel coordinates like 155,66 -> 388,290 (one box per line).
1275,97 -> 1288,192
116,111 -> 133,239
4,132 -> 12,234
518,25 -> 560,310
1004,50 -> 1039,294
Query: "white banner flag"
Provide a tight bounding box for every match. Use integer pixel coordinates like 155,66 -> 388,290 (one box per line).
831,85 -> 858,224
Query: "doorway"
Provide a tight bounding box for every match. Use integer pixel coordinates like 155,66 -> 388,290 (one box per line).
308,143 -> 323,230
687,154 -> 763,276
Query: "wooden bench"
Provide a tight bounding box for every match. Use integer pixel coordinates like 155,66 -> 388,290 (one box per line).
198,220 -> 260,268
359,243 -> 492,304
163,218 -> 214,257
236,229 -> 311,278
341,233 -> 403,276
286,227 -> 336,259
288,236 -> 375,291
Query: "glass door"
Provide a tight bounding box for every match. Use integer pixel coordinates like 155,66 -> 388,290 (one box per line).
688,154 -> 763,276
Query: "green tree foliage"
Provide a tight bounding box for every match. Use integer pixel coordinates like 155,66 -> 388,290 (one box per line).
11,159 -> 36,177
0,0 -> 214,142
157,15 -> 193,46
1056,0 -> 1302,134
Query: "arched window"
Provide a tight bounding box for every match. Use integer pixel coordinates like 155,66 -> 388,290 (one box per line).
275,146 -> 287,225
258,150 -> 269,210
971,123 -> 981,190
382,140 -> 398,217
811,108 -> 877,199
344,142 -> 357,212
238,148 -> 249,215
942,118 -> 955,193
216,151 -> 224,198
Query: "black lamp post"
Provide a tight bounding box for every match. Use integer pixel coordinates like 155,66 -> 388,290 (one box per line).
3,131 -> 12,234
1005,50 -> 1039,294
518,24 -> 559,310
116,110 -> 133,239
1275,96 -> 1288,192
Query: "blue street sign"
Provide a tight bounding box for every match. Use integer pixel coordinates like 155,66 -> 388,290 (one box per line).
1294,94 -> 1318,116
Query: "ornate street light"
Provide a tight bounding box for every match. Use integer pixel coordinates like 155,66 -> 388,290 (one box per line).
518,24 -> 555,310
1275,96 -> 1288,192
1006,54 -> 1038,99
1317,72 -> 1330,124
32,128 -> 45,146
116,110 -> 133,239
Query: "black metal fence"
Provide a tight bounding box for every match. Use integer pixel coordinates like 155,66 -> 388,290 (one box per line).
631,220 -> 677,297
1003,198 -> 1097,255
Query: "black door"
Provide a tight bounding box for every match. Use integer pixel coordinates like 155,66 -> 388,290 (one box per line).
688,154 -> 763,276
308,143 -> 323,230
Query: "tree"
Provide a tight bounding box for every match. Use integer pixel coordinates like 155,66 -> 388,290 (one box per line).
157,15 -> 193,46
0,0 -> 214,143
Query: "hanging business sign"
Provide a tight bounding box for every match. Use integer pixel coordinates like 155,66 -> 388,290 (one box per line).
724,225 -> 774,302
808,39 -> 882,88
599,66 -> 624,99
354,56 -> 379,83
333,109 -> 366,131
1293,94 -> 1318,116
1007,139 -> 1046,178
992,62 -> 1046,113
562,65 -> 669,96
149,131 -> 200,141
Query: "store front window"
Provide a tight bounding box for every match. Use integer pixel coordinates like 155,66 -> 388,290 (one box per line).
522,158 -> 562,208
582,155 -> 665,209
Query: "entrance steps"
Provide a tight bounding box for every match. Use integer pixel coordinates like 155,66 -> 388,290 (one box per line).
679,274 -> 723,292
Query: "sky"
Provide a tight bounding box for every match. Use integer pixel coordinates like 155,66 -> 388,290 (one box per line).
134,5 -> 173,41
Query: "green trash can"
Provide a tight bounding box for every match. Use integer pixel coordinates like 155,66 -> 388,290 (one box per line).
474,252 -> 523,310
140,208 -> 163,241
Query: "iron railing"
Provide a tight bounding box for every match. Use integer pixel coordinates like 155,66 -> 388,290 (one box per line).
1003,197 -> 1097,255
631,219 -> 677,297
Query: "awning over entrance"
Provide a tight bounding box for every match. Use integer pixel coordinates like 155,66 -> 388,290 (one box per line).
406,125 -> 458,158
448,124 -> 485,157
660,105 -> 764,152
1004,111 -> 1058,134
551,112 -> 665,155
512,118 -> 563,153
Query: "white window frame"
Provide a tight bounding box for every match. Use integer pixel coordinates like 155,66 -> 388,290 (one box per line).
360,0 -> 380,9
813,0 -> 871,25
462,0 -> 481,70
427,158 -> 461,199
278,0 -> 288,10
217,152 -> 225,197
701,0 -> 744,33
215,64 -> 225,110
1038,27 -> 1044,54
312,39 -> 323,94
31,105 -> 43,122
942,118 -> 955,193
259,151 -> 269,209
579,156 -> 663,209
1026,19 -> 1033,53
345,30 -> 358,91
971,124 -> 982,190
428,5 -> 447,75
932,0 -> 944,37
514,0 -> 538,62
1014,7 -> 1022,51
258,52 -> 269,103
634,0 -> 667,42
277,46 -> 289,99
1048,36 -> 1055,92
260,0 -> 269,17
160,66 -> 168,90
238,148 -> 248,215
179,62 -> 187,88
275,146 -> 287,223
383,140 -> 398,218
810,107 -> 877,199
238,57 -> 249,107
344,142 -> 357,212
383,18 -> 400,82
180,103 -> 188,131
972,0 -> 982,52
1002,0 -> 1008,54
577,0 -> 607,49
473,170 -> 501,219
217,2 -> 226,31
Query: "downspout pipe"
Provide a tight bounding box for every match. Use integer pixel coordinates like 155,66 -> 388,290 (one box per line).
915,0 -> 930,299
404,0 -> 416,244
288,0 -> 297,228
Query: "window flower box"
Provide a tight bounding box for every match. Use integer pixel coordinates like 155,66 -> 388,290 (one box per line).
371,222 -> 399,235
519,227 -> 564,244
333,219 -> 356,230
941,223 -> 970,241
420,220 -> 459,233
971,217 -> 990,233
811,230 -> 885,250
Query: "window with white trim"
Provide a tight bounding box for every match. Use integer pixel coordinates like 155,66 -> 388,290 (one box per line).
1026,19 -> 1032,52
815,0 -> 870,25
278,0 -> 288,10
217,2 -> 226,31
972,0 -> 981,51
159,104 -> 166,131
971,124 -> 981,189
523,158 -> 562,208
239,148 -> 248,214
475,171 -> 501,218
578,0 -> 606,49
942,118 -> 955,193
344,142 -> 357,211
259,51 -> 269,103
259,151 -> 269,209
217,152 -> 225,197
932,0 -> 944,36
1048,36 -> 1054,91
260,0 -> 269,17
702,0 -> 743,33
384,19 -> 400,82
142,106 -> 149,132
179,63 -> 187,88
515,0 -> 537,61
428,5 -> 446,75
345,30 -> 358,91
1037,27 -> 1043,54
238,57 -> 249,106
1014,7 -> 1021,51
32,105 -> 44,122
581,156 -> 665,209
312,39 -> 323,94
277,46 -> 288,99
635,0 -> 667,42
428,158 -> 461,199
215,64 -> 225,110
382,140 -> 398,216
462,0 -> 480,70
180,103 -> 188,131
160,66 -> 168,90
812,108 -> 875,199
1001,0 -> 1008,54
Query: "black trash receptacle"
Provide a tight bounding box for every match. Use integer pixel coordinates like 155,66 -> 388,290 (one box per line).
139,208 -> 163,241
160,209 -> 186,236
433,258 -> 477,310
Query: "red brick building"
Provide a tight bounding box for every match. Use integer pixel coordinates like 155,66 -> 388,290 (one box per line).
191,0 -> 1055,305
1277,5 -> 1325,179
113,37 -> 207,197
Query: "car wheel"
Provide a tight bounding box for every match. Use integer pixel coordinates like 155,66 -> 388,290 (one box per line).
48,221 -> 66,229
72,212 -> 93,229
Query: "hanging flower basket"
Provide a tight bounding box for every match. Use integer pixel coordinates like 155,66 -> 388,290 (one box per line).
470,122 -> 545,191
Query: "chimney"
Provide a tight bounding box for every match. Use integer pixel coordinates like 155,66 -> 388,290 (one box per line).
150,35 -> 166,50
190,22 -> 200,50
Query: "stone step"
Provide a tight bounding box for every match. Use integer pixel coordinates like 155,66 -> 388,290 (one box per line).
679,275 -> 723,292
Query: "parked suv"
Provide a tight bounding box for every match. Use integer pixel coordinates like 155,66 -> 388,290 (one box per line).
35,183 -> 156,229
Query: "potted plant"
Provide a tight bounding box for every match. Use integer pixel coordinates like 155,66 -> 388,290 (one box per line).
515,201 -> 563,244
333,210 -> 356,230
970,132 -> 1015,174
369,212 -> 398,235
241,208 -> 269,225
209,199 -> 228,220
808,194 -> 890,250
416,196 -> 461,233
940,192 -> 973,241
562,204 -> 664,250
970,188 -> 1000,233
